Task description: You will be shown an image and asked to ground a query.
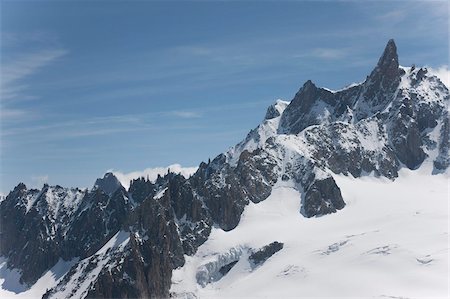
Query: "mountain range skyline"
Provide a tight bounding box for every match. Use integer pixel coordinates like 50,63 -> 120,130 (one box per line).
1,1 -> 449,195
1,37 -> 448,298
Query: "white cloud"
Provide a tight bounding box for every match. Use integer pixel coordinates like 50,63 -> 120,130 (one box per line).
428,65 -> 450,89
111,164 -> 198,190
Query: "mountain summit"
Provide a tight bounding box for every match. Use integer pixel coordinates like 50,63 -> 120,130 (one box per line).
376,38 -> 399,73
1,40 -> 448,299
94,172 -> 122,195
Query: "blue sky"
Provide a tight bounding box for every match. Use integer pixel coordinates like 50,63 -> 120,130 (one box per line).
0,0 -> 448,193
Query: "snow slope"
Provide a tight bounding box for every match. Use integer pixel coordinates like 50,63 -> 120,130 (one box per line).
0,258 -> 78,299
171,165 -> 449,298
0,231 -> 130,299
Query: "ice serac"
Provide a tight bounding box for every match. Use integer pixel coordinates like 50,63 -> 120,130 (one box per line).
1,40 -> 449,299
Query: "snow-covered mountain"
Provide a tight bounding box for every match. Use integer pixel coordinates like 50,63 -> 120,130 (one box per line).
1,40 -> 448,299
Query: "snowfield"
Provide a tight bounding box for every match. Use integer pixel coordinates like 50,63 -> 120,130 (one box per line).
171,165 -> 448,299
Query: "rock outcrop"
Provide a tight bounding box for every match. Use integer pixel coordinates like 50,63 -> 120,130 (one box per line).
249,242 -> 284,268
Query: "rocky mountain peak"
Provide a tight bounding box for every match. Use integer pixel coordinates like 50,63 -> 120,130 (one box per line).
278,78 -> 340,134
366,38 -> 401,88
13,182 -> 27,192
376,39 -> 398,70
94,172 -> 122,195
302,79 -> 316,90
352,39 -> 403,120
295,79 -> 319,103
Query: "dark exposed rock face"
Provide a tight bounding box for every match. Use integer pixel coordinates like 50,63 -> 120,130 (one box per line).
94,172 -> 122,195
279,80 -> 338,134
1,39 -> 449,299
218,260 -> 238,276
0,184 -> 86,285
353,39 -> 402,121
302,177 -> 344,217
434,114 -> 450,171
64,187 -> 132,259
164,174 -> 212,255
189,150 -> 279,231
249,241 -> 284,267
301,120 -> 399,179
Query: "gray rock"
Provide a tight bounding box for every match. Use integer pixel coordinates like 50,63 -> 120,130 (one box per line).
249,241 -> 284,268
302,177 -> 345,217
94,172 -> 122,195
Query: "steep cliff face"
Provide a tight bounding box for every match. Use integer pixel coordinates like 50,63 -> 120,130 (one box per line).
1,40 -> 448,299
0,183 -> 86,285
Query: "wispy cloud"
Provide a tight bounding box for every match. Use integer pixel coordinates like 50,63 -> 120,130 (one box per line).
1,49 -> 68,101
1,114 -> 143,138
2,31 -> 60,48
168,110 -> 202,119
367,1 -> 448,40
375,9 -> 406,22
311,48 -> 349,59
0,108 -> 30,120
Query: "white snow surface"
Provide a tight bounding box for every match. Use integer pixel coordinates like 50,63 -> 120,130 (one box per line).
171,166 -> 449,298
0,257 -> 78,299
45,230 -> 130,299
0,231 -> 130,299
226,100 -> 289,166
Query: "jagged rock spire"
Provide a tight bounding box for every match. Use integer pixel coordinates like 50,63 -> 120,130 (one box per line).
350,39 -> 402,120
376,39 -> 399,71
368,39 -> 401,89
94,172 -> 122,195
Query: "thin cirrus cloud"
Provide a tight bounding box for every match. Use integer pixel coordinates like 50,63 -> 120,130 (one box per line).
0,108 -> 30,120
292,47 -> 351,61
1,114 -> 145,141
1,48 -> 68,101
375,9 -> 407,21
311,48 -> 349,59
168,110 -> 202,119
